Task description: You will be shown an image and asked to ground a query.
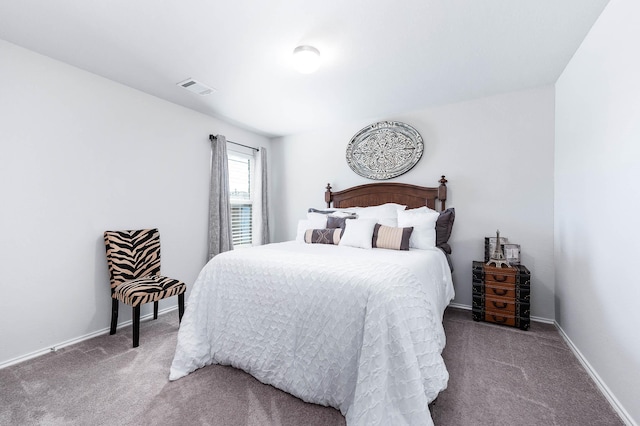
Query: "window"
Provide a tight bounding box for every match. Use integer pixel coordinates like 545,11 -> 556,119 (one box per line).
228,151 -> 253,247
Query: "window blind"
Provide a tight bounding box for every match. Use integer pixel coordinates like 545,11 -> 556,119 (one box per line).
228,153 -> 253,247
231,204 -> 252,246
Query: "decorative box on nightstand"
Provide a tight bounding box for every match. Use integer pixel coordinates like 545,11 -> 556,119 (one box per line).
472,261 -> 531,330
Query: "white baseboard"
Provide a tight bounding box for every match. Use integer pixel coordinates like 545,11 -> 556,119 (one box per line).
447,302 -> 554,324
0,305 -> 179,370
554,323 -> 636,426
448,302 -> 471,311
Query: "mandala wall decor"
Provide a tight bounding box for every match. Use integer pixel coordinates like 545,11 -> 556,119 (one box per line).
346,121 -> 424,180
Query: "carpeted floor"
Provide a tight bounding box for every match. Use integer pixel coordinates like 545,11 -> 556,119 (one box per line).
432,308 -> 623,425
0,307 -> 624,425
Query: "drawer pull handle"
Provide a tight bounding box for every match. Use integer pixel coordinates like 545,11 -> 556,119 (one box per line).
491,301 -> 508,309
492,288 -> 508,296
492,274 -> 508,282
491,315 -> 507,324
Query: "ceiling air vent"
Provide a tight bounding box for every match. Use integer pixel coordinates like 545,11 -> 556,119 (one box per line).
177,78 -> 216,96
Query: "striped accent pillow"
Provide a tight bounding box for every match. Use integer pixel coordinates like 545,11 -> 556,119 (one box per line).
372,224 -> 413,251
304,228 -> 344,245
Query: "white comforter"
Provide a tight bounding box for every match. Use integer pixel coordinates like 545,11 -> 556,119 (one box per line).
169,241 -> 454,425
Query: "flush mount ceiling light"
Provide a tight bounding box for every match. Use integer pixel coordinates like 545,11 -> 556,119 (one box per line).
292,45 -> 321,74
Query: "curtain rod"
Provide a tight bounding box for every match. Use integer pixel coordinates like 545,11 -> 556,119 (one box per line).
209,134 -> 259,152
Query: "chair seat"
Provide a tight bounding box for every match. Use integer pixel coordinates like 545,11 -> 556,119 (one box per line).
113,275 -> 186,307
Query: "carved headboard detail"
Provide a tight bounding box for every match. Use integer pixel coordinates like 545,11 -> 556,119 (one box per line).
325,176 -> 448,211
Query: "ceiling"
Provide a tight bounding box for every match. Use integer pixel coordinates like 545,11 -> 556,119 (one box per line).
0,0 -> 609,137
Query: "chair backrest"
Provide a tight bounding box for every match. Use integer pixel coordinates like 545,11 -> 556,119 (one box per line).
104,228 -> 161,291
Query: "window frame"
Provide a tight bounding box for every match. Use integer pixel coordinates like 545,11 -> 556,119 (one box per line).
227,148 -> 255,248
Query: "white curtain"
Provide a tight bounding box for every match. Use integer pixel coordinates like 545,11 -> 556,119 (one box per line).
252,147 -> 270,245
208,135 -> 233,259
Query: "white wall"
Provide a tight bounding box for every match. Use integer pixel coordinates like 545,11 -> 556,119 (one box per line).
271,87 -> 555,319
555,0 -> 640,423
0,39 -> 269,365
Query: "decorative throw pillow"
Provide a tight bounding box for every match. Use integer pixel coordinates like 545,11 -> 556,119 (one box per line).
397,208 -> 440,249
304,228 -> 343,245
308,208 -> 336,214
307,208 -> 356,228
307,208 -> 353,216
372,224 -> 413,251
438,242 -> 452,255
327,214 -> 357,229
436,208 -> 455,248
338,219 -> 378,249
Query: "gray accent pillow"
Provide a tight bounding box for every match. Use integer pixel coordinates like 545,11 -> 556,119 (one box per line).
436,208 -> 455,248
327,215 -> 356,229
308,208 -> 336,214
308,208 -> 356,228
304,228 -> 344,245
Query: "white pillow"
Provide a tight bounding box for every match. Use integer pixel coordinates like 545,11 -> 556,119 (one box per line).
344,203 -> 406,227
295,220 -> 311,242
295,213 -> 328,242
338,219 -> 378,249
306,212 -> 329,228
397,208 -> 440,249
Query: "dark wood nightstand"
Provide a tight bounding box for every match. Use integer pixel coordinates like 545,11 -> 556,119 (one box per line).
472,261 -> 531,330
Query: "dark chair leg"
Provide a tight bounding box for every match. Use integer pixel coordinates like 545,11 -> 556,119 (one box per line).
132,305 -> 140,348
153,301 -> 159,320
178,293 -> 185,323
110,299 -> 119,335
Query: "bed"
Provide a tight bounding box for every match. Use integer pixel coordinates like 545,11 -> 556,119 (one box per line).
169,177 -> 455,426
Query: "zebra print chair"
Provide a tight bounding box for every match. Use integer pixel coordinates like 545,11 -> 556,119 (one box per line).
104,228 -> 186,348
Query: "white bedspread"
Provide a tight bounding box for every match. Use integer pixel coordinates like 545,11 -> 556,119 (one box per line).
169,242 -> 454,425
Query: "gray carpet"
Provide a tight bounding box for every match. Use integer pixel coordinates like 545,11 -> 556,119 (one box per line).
0,308 -> 623,425
432,309 -> 623,425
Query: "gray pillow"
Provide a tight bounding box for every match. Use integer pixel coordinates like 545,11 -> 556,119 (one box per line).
308,208 -> 356,228
436,208 -> 455,248
308,208 -> 336,214
327,215 -> 356,229
303,228 -> 344,245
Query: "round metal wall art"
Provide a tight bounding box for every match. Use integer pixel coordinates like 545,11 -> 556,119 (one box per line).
346,121 -> 424,180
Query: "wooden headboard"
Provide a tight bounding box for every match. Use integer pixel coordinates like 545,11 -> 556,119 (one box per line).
325,176 -> 448,211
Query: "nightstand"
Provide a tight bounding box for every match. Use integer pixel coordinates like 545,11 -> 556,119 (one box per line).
471,261 -> 531,330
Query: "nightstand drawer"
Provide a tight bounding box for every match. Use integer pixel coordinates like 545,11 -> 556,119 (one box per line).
484,268 -> 517,284
485,282 -> 516,299
485,296 -> 516,315
484,311 -> 517,327
473,262 -> 531,287
472,294 -> 526,315
472,308 -> 530,330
